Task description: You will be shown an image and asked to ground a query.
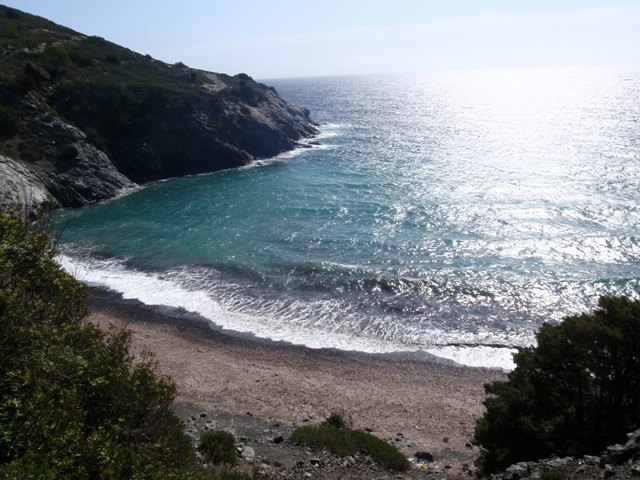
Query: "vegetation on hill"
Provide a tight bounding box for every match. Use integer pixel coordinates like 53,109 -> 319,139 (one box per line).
0,208 -> 255,479
474,296 -> 640,476
0,5 -> 316,208
290,414 -> 411,472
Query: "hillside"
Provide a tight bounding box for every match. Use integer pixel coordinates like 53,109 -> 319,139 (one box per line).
0,5 -> 318,209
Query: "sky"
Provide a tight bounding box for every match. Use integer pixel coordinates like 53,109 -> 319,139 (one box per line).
4,1 -> 640,79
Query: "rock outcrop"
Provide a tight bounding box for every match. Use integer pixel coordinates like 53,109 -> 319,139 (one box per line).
490,428 -> 640,480
0,154 -> 51,212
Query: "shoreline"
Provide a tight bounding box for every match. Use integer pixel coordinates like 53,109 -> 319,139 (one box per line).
88,286 -> 505,474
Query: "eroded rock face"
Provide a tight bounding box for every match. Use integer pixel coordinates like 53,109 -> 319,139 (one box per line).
35,119 -> 136,207
0,155 -> 52,212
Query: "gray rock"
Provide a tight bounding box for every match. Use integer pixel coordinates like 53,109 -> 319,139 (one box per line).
543,457 -> 572,469
504,461 -> 531,479
241,446 -> 256,463
0,155 -> 53,212
601,442 -> 639,466
627,429 -> 640,447
603,464 -> 615,478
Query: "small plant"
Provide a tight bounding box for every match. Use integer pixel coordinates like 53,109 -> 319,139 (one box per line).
0,104 -> 19,137
58,144 -> 78,160
199,430 -> 237,465
290,414 -> 410,472
324,413 -> 347,429
42,44 -> 71,74
542,469 -> 567,480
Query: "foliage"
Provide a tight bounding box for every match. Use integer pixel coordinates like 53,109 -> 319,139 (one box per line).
199,431 -> 237,465
58,143 -> 78,160
290,414 -> 410,472
0,210 -> 233,479
474,296 -> 640,476
2,21 -> 18,38
42,44 -> 71,75
0,104 -> 19,137
542,469 -> 568,480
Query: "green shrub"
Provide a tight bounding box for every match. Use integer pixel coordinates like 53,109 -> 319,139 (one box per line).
58,143 -> 78,160
474,296 -> 640,476
290,414 -> 410,472
542,469 -> 568,480
198,431 -> 237,465
3,21 -> 18,38
0,104 -> 19,137
15,72 -> 37,93
84,126 -> 106,150
69,50 -> 94,67
43,44 -> 71,74
24,61 -> 50,82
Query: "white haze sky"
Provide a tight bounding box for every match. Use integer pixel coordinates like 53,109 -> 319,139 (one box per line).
4,1 -> 640,79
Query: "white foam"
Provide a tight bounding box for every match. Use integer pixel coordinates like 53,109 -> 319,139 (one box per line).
58,253 -> 517,370
426,345 -> 516,370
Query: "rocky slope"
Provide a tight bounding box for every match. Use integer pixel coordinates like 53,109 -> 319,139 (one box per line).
0,5 -> 317,210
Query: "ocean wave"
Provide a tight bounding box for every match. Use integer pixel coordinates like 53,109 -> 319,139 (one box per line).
57,252 -> 519,369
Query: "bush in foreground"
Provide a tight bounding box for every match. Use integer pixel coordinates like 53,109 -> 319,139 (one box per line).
0,209 -> 257,479
0,209 -> 196,477
474,296 -> 640,476
290,414 -> 410,472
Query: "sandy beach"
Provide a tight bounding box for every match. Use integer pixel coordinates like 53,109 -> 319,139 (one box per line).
88,289 -> 505,475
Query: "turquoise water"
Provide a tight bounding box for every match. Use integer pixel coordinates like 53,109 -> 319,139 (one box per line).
54,66 -> 640,368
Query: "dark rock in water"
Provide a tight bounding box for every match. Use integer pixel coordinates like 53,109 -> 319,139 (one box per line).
415,451 -> 434,463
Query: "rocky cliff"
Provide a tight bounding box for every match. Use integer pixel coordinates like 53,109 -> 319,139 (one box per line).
0,5 -> 317,210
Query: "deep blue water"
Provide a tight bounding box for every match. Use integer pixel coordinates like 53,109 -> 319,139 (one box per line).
54,66 -> 640,368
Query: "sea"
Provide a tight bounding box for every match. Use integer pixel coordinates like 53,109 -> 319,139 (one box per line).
52,66 -> 640,370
